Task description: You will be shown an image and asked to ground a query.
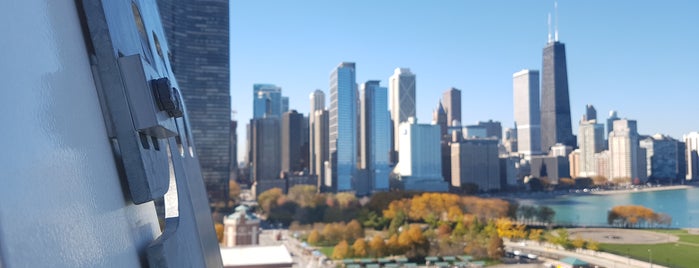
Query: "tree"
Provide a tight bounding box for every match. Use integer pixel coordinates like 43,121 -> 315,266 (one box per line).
528,229 -> 543,244
592,175 -> 608,185
585,240 -> 599,251
332,240 -> 351,260
229,180 -> 241,205
214,223 -> 224,243
322,223 -> 343,245
386,234 -> 401,255
368,234 -> 386,257
307,229 -> 321,245
487,233 -> 504,259
537,206 -> 555,224
257,188 -> 283,213
352,238 -> 368,258
571,236 -> 586,249
287,185 -> 317,207
345,220 -> 364,242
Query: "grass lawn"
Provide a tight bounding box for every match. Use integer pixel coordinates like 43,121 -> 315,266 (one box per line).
318,246 -> 334,258
599,230 -> 699,268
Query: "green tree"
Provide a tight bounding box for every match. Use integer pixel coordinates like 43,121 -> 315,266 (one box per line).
571,236 -> 586,249
287,185 -> 317,207
345,220 -> 364,242
585,240 -> 599,251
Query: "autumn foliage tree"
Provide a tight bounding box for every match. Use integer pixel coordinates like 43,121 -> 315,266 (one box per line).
607,205 -> 672,228
332,240 -> 351,259
352,238 -> 368,258
369,234 -> 386,257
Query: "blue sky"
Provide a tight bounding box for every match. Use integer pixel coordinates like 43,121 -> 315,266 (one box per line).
230,0 -> 698,160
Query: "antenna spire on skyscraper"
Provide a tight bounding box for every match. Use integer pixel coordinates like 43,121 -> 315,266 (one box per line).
554,0 -> 559,41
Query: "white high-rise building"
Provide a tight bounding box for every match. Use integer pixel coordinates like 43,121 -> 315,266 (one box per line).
609,119 -> 640,180
578,119 -> 605,177
685,132 -> 699,180
309,90 -> 325,178
398,118 -> 448,192
512,69 -> 541,158
389,68 -> 416,159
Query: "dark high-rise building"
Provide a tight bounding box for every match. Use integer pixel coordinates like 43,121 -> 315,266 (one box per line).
442,87 -> 462,126
157,0 -> 230,204
251,118 -> 281,183
313,110 -> 330,189
433,102 -> 447,138
359,80 -> 390,194
230,119 -> 238,183
541,40 -> 574,152
584,104 -> 597,121
281,110 -> 305,174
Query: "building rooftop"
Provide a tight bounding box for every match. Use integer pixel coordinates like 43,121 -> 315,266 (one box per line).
220,245 -> 293,268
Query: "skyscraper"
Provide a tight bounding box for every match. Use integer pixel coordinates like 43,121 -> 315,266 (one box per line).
253,84 -> 283,118
578,118 -> 605,177
157,0 -> 230,204
583,104 -> 597,121
360,81 -> 390,193
640,134 -> 683,182
442,87 -> 462,126
512,69 -> 542,157
606,110 -> 620,139
541,38 -> 574,152
309,90 -> 325,178
313,110 -> 330,189
251,117 -> 281,183
609,119 -> 640,180
398,118 -> 448,192
451,139 -> 501,191
281,110 -> 304,174
433,102 -> 448,137
389,68 -> 416,161
684,132 -> 699,180
477,120 -> 503,140
329,62 -> 357,192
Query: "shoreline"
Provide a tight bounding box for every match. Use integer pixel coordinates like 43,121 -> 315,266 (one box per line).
589,184 -> 693,195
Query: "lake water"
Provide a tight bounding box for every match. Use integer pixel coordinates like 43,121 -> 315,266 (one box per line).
517,187 -> 699,228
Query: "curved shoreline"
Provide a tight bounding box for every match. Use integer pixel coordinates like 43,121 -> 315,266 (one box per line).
589,185 -> 693,195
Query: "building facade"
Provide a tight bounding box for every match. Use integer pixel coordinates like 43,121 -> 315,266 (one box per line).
442,87 -> 462,127
389,68 -> 416,162
685,132 -> 699,180
158,0 -> 231,205
250,118 -> 281,183
359,81 -> 390,193
477,120 -> 503,140
313,110 -> 330,190
329,62 -> 357,192
640,134 -> 683,181
578,119 -> 605,177
223,206 -> 260,247
609,119 -> 641,180
512,69 -> 541,158
451,139 -> 501,191
398,119 -> 448,192
281,110 -> 305,174
253,84 -> 283,118
309,90 -> 325,178
541,41 -> 575,152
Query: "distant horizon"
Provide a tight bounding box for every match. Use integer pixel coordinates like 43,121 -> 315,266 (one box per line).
230,1 -> 699,161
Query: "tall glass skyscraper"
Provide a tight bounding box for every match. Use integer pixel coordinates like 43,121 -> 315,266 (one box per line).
513,69 -> 541,157
329,62 -> 357,192
157,0 -> 230,205
253,84 -> 283,118
541,40 -> 574,152
360,81 -> 390,192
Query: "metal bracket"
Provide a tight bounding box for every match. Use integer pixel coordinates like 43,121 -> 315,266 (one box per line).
79,0 -> 222,267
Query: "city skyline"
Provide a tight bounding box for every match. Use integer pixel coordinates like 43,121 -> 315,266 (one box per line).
230,1 -> 699,161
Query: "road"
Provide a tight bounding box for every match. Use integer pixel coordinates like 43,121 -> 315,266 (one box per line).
258,229 -> 332,268
505,241 -> 667,268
